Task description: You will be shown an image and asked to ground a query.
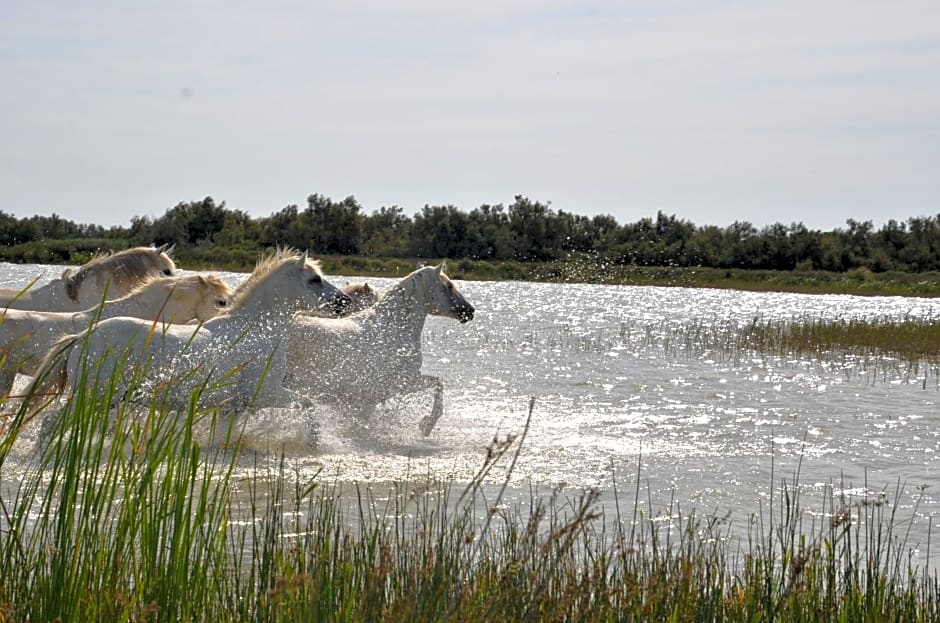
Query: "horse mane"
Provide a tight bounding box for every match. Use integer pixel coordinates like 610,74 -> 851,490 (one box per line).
385,266 -> 435,300
64,246 -> 175,302
229,247 -> 321,311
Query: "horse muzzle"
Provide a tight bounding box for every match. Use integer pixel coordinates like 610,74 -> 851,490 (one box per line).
326,291 -> 354,317
456,304 -> 474,323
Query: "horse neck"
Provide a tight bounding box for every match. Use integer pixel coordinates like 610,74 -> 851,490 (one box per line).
17,280 -> 71,310
227,279 -> 302,331
95,285 -> 185,322
95,287 -> 152,317
370,286 -> 428,345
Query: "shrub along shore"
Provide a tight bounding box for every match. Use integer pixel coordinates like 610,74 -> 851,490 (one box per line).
3,238 -> 940,297
315,255 -> 940,298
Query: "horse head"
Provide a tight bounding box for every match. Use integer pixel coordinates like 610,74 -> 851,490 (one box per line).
230,248 -> 351,316
341,281 -> 381,314
295,251 -> 352,316
193,274 -> 234,320
408,263 -> 474,323
63,245 -> 178,302
152,243 -> 177,277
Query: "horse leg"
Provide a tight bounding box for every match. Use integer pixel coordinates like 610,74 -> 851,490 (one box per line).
417,375 -> 444,436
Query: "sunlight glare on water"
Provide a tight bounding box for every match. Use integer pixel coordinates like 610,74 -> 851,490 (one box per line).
3,262 -> 939,562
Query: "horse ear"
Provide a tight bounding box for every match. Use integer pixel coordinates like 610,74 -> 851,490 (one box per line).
299,250 -> 309,266
154,243 -> 168,254
436,262 -> 446,275
198,275 -> 208,284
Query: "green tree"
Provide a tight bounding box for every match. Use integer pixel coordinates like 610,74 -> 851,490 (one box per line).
150,197 -> 228,247
303,194 -> 363,255
362,206 -> 412,256
258,204 -> 300,248
508,196 -> 558,261
467,204 -> 514,260
410,205 -> 471,258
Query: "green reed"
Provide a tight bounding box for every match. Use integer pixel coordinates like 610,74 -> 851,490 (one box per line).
608,313 -> 940,386
1,350 -> 939,621
738,315 -> 940,362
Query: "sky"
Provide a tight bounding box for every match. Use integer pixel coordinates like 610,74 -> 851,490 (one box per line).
1,1 -> 939,232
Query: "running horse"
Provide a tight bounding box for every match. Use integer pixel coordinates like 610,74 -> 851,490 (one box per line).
340,282 -> 381,314
0,273 -> 232,398
26,249 -> 350,415
0,245 -> 176,312
285,263 -> 474,435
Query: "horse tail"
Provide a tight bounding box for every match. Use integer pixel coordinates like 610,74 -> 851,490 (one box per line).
23,333 -> 80,413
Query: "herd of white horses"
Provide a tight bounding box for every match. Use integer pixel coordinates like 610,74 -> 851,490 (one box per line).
0,245 -> 474,436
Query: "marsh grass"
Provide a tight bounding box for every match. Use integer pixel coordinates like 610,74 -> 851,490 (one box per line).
738,316 -> 940,363
0,352 -> 938,620
683,315 -> 940,386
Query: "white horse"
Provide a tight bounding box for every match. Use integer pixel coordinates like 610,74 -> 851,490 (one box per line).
0,273 -> 233,398
0,244 -> 176,312
285,263 -> 474,435
340,282 -> 381,315
26,249 -> 350,414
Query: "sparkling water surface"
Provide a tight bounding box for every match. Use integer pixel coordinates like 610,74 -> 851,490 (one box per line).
3,262 -> 939,562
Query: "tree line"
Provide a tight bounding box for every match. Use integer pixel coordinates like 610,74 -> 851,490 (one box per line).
1,194 -> 938,273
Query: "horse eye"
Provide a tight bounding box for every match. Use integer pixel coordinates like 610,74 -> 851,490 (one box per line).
216,299 -> 228,307
163,268 -> 173,276
308,275 -> 322,284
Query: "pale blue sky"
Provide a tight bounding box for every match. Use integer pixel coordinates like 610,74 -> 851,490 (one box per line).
1,1 -> 938,231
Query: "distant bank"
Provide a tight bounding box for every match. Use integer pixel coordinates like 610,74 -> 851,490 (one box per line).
2,240 -> 937,298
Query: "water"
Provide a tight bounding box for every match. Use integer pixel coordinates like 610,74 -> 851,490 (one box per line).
3,262 -> 939,562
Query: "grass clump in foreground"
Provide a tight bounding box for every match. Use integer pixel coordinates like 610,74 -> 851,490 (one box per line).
0,365 -> 939,620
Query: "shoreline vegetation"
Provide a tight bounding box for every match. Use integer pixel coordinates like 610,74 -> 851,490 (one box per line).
660,316 -> 940,384
0,194 -> 938,298
320,255 -> 940,298
4,241 -> 940,298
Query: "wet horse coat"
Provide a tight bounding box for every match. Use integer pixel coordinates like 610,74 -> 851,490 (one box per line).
0,273 -> 232,398
285,264 -> 474,435
27,249 -> 350,413
0,245 -> 177,312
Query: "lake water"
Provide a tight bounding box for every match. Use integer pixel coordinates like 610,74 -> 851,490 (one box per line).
3,261 -> 939,564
